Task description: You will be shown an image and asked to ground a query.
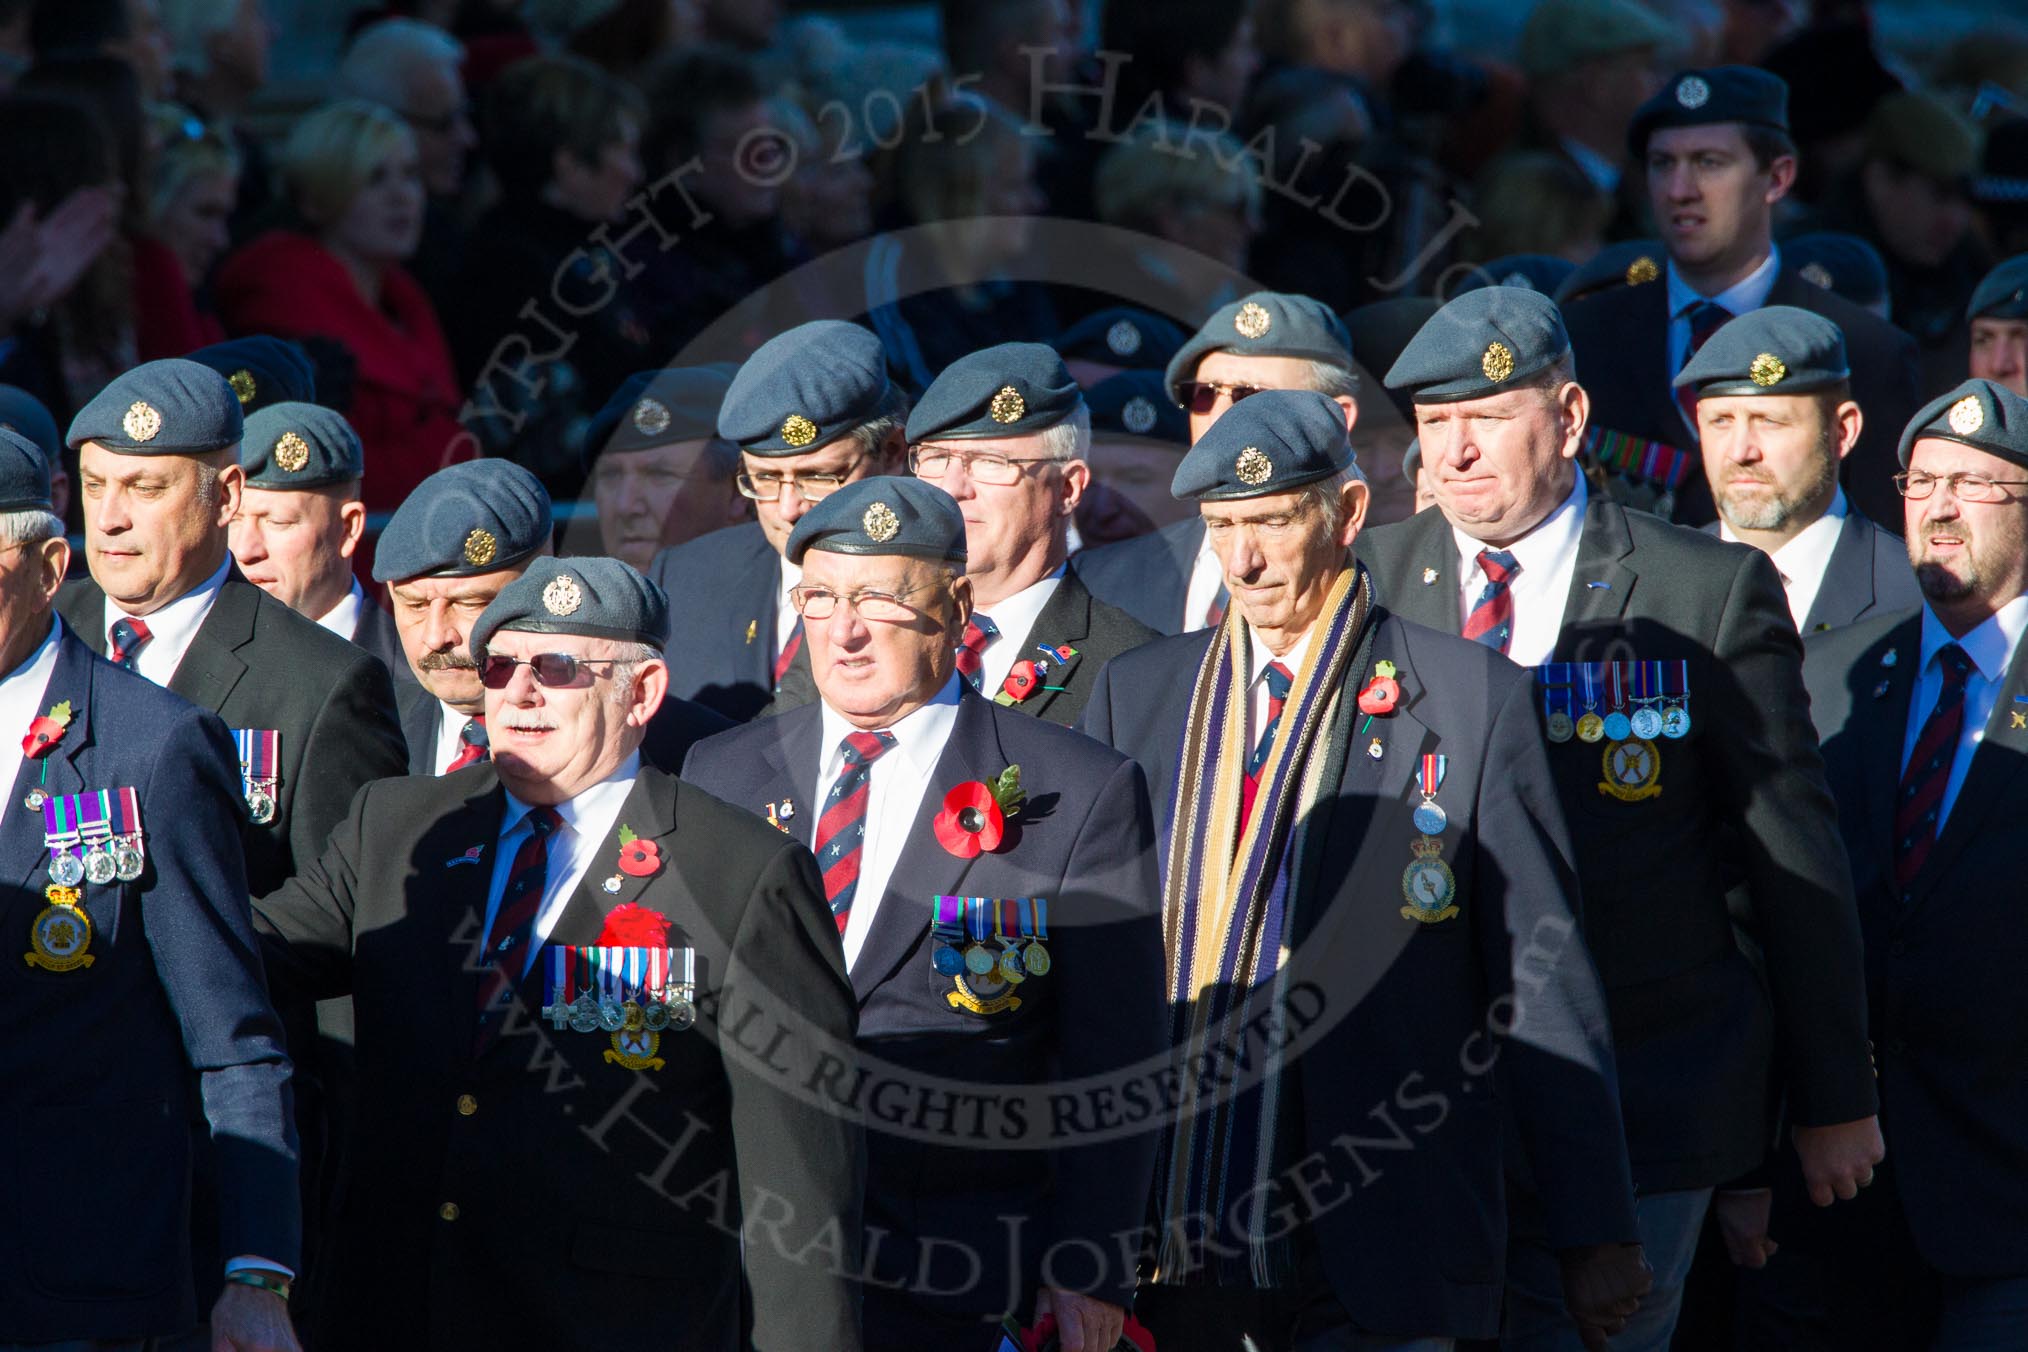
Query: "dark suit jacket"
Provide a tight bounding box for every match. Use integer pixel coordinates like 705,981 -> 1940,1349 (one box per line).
647,522 -> 812,722
58,570 -> 408,898
768,566 -> 1158,726
1078,610 -> 1636,1338
1072,516 -> 1205,636
1701,508 -> 1921,635
1562,263 -> 1923,530
1803,610 -> 2028,1275
349,589 -> 406,678
254,764 -> 863,1350
682,692 -> 1167,1318
395,678 -> 734,778
1360,498 -> 1878,1190
0,624 -> 297,1342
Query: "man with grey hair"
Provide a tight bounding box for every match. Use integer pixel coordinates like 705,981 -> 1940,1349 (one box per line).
1076,291 -> 1363,633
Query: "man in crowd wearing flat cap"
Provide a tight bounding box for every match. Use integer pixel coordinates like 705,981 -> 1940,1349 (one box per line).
683,478 -> 1166,1352
229,401 -> 404,676
1760,379 -> 2028,1349
254,557 -> 862,1350
648,320 -> 908,723
0,429 -> 302,1351
1966,254 -> 2028,397
775,343 -> 1156,726
1679,306 -> 1919,633
583,365 -> 746,571
1562,65 -> 1922,530
1078,391 -> 1647,1352
189,334 -> 320,415
1358,287 -> 1882,1348
1078,292 -> 1362,634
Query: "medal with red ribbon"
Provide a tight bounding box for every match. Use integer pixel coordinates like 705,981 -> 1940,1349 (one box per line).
234,728 -> 280,825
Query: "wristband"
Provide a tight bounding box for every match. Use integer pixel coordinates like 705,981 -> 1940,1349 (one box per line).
225,1268 -> 292,1301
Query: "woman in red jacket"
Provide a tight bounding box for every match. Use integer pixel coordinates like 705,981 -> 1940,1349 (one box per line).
216,98 -> 471,512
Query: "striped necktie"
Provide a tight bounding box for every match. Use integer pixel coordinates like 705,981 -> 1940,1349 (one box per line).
814,731 -> 896,931
1241,661 -> 1294,831
473,805 -> 561,1053
1674,300 -> 1730,435
955,615 -> 999,690
1462,549 -> 1521,655
446,716 -> 488,773
1893,644 -> 1973,891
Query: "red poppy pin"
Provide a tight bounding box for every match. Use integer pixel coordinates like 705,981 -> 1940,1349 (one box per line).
1000,660 -> 1040,703
1357,660 -> 1401,717
615,824 -> 662,878
22,701 -> 72,759
933,764 -> 1027,859
597,901 -> 672,947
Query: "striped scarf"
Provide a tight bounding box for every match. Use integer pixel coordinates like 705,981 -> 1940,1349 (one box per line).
1152,563 -> 1375,1288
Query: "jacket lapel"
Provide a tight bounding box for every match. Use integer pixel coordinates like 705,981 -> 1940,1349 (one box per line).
736,538 -> 784,691
544,773 -> 681,948
1853,616 -> 1922,886
748,703 -> 825,849
7,628 -> 97,891
1912,627 -> 2028,895
167,572 -> 258,714
1552,498 -> 1638,654
1367,511 -> 1462,634
1011,572 -> 1092,721
1800,512 -> 1873,635
428,771 -> 510,1040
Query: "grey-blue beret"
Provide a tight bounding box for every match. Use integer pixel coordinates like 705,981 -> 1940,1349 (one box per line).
1967,254 -> 2028,323
1554,239 -> 1664,304
785,475 -> 966,566
905,342 -> 1083,442
0,384 -> 58,462
1052,307 -> 1188,370
1786,232 -> 1890,314
0,427 -> 52,512
1088,370 -> 1189,445
1385,287 -> 1572,404
187,336 -> 317,413
1164,291 -> 1354,404
1172,389 -> 1353,501
241,402 -> 364,488
1630,66 -> 1790,158
718,320 -> 892,457
1898,379 -> 2028,469
67,358 -> 244,454
586,365 -> 737,459
372,458 -> 553,582
470,555 -> 670,656
1674,306 -> 1849,396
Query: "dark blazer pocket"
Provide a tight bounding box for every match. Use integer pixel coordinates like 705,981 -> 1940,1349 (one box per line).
23,1098 -> 186,1301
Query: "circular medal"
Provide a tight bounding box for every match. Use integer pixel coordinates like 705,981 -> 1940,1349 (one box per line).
997,946 -> 1027,985
598,1000 -> 625,1032
246,788 -> 276,825
620,999 -> 645,1032
1576,713 -> 1606,744
1545,711 -> 1574,743
643,1001 -> 670,1031
83,846 -> 116,887
27,899 -> 94,971
1022,942 -> 1051,977
49,851 -> 84,888
931,943 -> 964,977
1662,707 -> 1691,739
1412,801 -> 1449,835
23,788 -> 46,811
1630,707 -> 1664,741
113,843 -> 144,882
1602,712 -> 1632,742
569,994 -> 599,1034
963,943 -> 995,977
666,996 -> 696,1031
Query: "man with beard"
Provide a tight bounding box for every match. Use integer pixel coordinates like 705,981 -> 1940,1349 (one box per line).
1779,379 -> 2028,1347
1677,306 -> 1919,633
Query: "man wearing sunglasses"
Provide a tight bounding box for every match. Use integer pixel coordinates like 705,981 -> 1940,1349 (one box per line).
1077,291 -> 1360,634
683,477 -> 1166,1352
254,556 -> 863,1349
648,320 -> 909,722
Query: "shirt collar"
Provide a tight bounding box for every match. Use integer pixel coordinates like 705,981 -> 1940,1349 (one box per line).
1247,624 -> 1313,686
316,577 -> 366,640
1450,473 -> 1588,573
1720,487 -> 1847,575
500,751 -> 642,840
1666,245 -> 1782,320
107,555 -> 231,649
1919,593 -> 2028,686
818,672 -> 964,783
778,555 -> 801,601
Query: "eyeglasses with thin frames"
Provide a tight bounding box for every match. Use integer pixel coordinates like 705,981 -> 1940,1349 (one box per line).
736,454 -> 868,504
789,581 -> 945,622
907,446 -> 1062,486
1893,470 -> 2028,503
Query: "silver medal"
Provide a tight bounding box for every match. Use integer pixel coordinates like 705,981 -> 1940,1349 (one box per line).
114,842 -> 144,882
1662,706 -> 1691,739
246,787 -> 276,825
569,993 -> 600,1034
1546,711 -> 1574,743
643,1001 -> 670,1032
1630,707 -> 1664,741
598,999 -> 625,1032
83,846 -> 116,886
1412,801 -> 1449,835
666,996 -> 696,1031
49,851 -> 84,887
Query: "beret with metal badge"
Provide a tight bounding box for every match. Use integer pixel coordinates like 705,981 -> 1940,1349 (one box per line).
1784,231 -> 1890,315
906,342 -> 1083,442
66,358 -> 244,454
718,320 -> 892,457
585,364 -> 738,459
1385,286 -> 1573,404
784,475 -> 966,566
1051,306 -> 1189,370
0,384 -> 59,462
1164,291 -> 1354,405
1629,65 -> 1790,158
371,458 -> 553,582
187,335 -> 317,413
1087,370 -> 1189,446
1673,305 -> 1849,397
1554,238 -> 1664,305
1897,379 -> 2028,469
470,555 -> 670,657
0,427 -> 53,512
1967,254 -> 2028,323
241,402 -> 364,488
1171,389 -> 1354,502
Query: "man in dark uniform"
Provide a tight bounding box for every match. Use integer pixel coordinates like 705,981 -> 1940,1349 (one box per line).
1965,254 -> 2028,397
1561,66 -> 1922,530
1077,292 -> 1361,634
228,401 -> 404,676
683,478 -> 1167,1352
1676,306 -> 1920,633
1357,287 -> 1883,1348
774,343 -> 1156,724
0,430 -> 302,1350
255,557 -> 863,1350
188,334 -> 318,416
1767,379 -> 2028,1349
1077,391 -> 1648,1351
647,320 -> 907,722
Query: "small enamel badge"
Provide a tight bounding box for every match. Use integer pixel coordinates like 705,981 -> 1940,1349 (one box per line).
446,844 -> 486,868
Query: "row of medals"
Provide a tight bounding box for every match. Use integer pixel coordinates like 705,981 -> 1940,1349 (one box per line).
933,934 -> 1051,986
554,988 -> 697,1035
49,836 -> 145,887
1545,699 -> 1689,745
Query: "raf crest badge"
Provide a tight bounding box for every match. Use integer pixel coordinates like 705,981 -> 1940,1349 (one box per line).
862,501 -> 901,543
463,528 -> 497,567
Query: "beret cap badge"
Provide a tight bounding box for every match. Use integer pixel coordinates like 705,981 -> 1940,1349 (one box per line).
1106,319 -> 1141,357
228,369 -> 256,405
463,527 -> 498,567
1234,446 -> 1274,486
1800,262 -> 1834,289
1749,353 -> 1787,387
988,385 -> 1026,424
1949,395 -> 1986,436
1234,302 -> 1272,339
1122,396 -> 1158,435
1625,255 -> 1659,286
542,573 -> 583,616
273,431 -> 311,472
862,501 -> 901,543
123,401 -> 162,443
1481,342 -> 1516,383
631,397 -> 671,438
1676,75 -> 1710,109
780,413 -> 818,448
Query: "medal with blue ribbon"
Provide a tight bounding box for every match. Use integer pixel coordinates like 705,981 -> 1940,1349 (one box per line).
1602,663 -> 1633,743
1538,662 -> 1574,742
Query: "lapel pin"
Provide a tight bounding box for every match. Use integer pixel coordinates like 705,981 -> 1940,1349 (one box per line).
765,799 -> 795,832
2013,711 -> 2027,730
603,874 -> 623,893
1872,680 -> 1892,699
446,844 -> 486,868
1368,737 -> 1384,760
1585,581 -> 1611,590
1881,650 -> 1898,667
1421,567 -> 1438,585
744,619 -> 757,645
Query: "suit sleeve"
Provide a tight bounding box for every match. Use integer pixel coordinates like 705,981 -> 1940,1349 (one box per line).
1071,657 -> 1119,746
143,708 -> 302,1271
1474,669 -> 1639,1249
254,780 -> 374,1005
290,650 -> 408,875
721,839 -> 865,1351
1706,548 -> 1877,1127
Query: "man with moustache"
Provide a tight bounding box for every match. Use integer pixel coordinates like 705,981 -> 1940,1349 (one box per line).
1965,255 -> 2028,397
583,365 -> 744,570
1676,306 -> 1920,633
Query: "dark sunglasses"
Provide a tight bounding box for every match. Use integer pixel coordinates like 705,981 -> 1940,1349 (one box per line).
1174,380 -> 1265,416
479,653 -> 628,690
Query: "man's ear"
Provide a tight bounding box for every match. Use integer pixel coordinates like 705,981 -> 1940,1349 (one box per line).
338,499 -> 368,559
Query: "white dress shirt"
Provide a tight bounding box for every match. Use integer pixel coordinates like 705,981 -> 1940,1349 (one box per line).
775,555 -> 802,664
480,752 -> 642,977
973,567 -> 1063,694
1665,247 -> 1782,394
1183,528 -> 1225,633
1248,626 -> 1313,755
0,618 -> 64,812
1720,488 -> 1848,630
433,701 -> 484,775
105,556 -> 231,687
816,675 -> 962,971
1452,475 -> 1588,668
1901,597 -> 2028,833
314,577 -> 366,642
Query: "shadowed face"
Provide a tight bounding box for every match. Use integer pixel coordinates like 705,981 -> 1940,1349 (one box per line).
387,565 -> 529,711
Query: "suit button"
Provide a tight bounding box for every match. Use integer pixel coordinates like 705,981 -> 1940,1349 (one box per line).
438,1202 -> 460,1222
456,1094 -> 478,1116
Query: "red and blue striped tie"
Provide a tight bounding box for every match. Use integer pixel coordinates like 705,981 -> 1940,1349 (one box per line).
109,617 -> 152,671
1462,549 -> 1520,655
1893,644 -> 1972,891
473,804 -> 561,1052
814,731 -> 895,932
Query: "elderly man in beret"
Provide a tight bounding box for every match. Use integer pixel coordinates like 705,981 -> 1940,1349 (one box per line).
1357,287 -> 1881,1349
1678,306 -> 1920,634
228,401 -> 404,675
648,320 -> 909,722
0,428 -> 302,1349
684,477 -> 1166,1352
583,365 -> 745,570
1562,65 -> 1922,530
254,556 -> 863,1350
1077,291 -> 1363,634
189,334 -> 320,415
1078,390 -> 1646,1352
1966,254 -> 2028,397
1774,379 -> 2028,1349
